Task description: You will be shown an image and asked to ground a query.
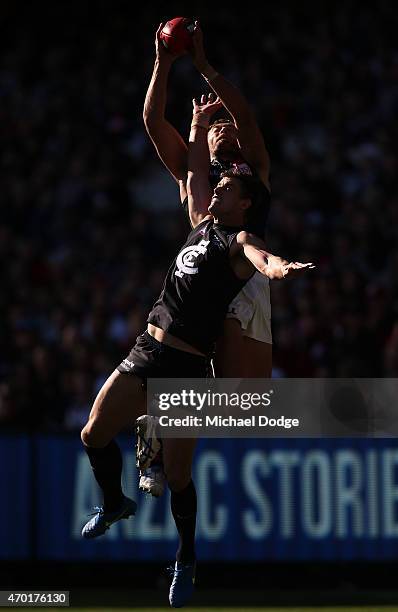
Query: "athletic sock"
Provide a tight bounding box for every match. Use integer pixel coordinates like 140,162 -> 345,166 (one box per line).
170,479 -> 197,564
84,439 -> 124,512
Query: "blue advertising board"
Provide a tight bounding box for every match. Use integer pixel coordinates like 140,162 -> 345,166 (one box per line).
0,435 -> 31,559
1,435 -> 398,561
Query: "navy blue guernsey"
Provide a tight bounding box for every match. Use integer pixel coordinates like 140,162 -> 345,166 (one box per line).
147,218 -> 250,354
183,158 -> 271,238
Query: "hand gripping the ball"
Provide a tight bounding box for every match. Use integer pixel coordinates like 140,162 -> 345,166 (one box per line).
159,17 -> 195,57
155,23 -> 177,65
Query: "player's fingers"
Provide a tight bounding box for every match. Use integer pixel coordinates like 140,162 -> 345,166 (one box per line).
208,92 -> 215,102
201,94 -> 206,104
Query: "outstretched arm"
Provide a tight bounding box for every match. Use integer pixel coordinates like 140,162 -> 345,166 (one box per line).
190,22 -> 270,188
232,232 -> 315,280
143,24 -> 188,200
187,94 -> 223,228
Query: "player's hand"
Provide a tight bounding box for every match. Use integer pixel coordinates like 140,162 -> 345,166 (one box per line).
266,255 -> 315,280
192,93 -> 223,117
190,21 -> 208,72
281,261 -> 315,279
155,23 -> 178,64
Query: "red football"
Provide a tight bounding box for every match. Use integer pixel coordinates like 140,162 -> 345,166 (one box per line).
160,17 -> 194,56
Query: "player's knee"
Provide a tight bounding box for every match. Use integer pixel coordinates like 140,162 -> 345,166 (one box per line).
166,469 -> 192,492
81,420 -> 107,448
80,424 -> 92,447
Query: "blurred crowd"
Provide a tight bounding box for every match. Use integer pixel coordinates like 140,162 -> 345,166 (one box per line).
1,1 -> 397,430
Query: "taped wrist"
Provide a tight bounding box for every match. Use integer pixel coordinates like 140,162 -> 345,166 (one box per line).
191,113 -> 210,130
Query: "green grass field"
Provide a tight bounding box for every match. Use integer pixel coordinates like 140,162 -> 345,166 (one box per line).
40,607 -> 398,612
21,591 -> 398,612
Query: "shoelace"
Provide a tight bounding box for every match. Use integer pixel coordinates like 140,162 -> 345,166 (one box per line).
88,506 -> 104,517
136,429 -> 157,465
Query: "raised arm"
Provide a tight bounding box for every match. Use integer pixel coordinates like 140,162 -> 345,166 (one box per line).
187,94 -> 222,228
232,231 -> 315,280
190,22 -> 270,188
143,24 -> 189,201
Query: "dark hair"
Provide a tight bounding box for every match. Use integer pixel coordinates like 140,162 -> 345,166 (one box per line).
220,169 -> 263,231
220,169 -> 258,199
208,117 -> 235,130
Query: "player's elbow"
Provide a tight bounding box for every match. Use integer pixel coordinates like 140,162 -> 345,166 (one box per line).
142,107 -> 161,131
142,110 -> 152,130
260,264 -> 273,279
186,172 -> 195,197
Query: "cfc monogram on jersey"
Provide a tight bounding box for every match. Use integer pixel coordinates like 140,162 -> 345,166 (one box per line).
175,239 -> 210,278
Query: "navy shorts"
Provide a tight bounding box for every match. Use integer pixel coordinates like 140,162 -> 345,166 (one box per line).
117,331 -> 211,384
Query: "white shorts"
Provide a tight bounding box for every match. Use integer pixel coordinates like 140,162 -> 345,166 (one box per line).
226,272 -> 272,344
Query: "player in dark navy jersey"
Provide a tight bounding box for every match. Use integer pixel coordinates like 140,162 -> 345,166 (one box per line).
80,92 -> 313,608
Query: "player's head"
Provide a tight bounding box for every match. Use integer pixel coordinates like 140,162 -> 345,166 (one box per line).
207,118 -> 239,158
209,170 -> 259,226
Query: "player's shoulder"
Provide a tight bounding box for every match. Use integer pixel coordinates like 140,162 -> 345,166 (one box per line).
233,230 -> 266,253
235,230 -> 252,245
191,215 -> 213,232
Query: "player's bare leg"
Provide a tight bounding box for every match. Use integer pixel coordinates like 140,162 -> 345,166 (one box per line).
163,437 -> 197,492
82,369 -> 146,448
214,318 -> 272,378
242,336 -> 272,378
